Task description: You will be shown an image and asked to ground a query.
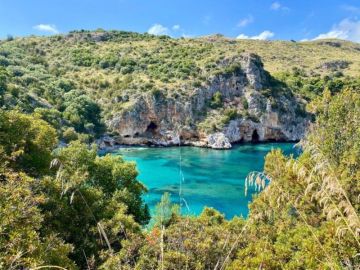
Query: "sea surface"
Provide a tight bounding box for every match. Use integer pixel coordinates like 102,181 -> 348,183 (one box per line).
112,143 -> 298,218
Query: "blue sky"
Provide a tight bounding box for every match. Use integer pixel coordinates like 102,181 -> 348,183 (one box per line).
1,0 -> 360,42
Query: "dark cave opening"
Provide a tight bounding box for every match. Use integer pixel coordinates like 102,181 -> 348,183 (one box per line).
146,121 -> 158,134
251,129 -> 259,142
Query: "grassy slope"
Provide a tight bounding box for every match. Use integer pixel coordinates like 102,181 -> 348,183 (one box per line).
1,30 -> 359,126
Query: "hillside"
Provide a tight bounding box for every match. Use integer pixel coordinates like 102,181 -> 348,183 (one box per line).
1,30 -> 360,147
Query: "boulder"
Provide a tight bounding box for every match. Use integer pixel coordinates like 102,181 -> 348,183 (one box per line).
207,133 -> 232,149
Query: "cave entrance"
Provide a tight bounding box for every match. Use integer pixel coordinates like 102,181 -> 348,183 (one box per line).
251,129 -> 259,143
146,121 -> 158,135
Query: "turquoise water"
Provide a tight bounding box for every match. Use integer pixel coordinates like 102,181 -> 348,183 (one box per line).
112,143 -> 298,218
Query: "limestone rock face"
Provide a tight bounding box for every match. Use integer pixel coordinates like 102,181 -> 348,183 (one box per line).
207,133 -> 232,149
96,135 -> 119,151
108,53 -> 310,148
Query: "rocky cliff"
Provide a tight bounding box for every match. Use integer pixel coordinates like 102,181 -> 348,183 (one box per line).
107,53 -> 310,149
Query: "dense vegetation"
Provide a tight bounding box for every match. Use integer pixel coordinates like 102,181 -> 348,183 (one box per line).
0,83 -> 358,269
0,31 -> 359,269
1,30 -> 360,140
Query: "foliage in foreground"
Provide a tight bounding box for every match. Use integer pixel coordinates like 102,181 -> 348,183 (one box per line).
0,88 -> 359,269
0,110 -> 149,269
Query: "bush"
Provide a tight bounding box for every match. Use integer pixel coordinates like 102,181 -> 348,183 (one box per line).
210,91 -> 222,108
192,80 -> 202,88
246,113 -> 260,123
222,108 -> 238,124
0,55 -> 10,67
34,108 -> 62,130
71,48 -> 95,67
6,34 -> 14,41
223,63 -> 242,76
241,96 -> 249,109
62,127 -> 79,143
98,54 -> 118,69
151,88 -> 163,99
0,67 -> 8,97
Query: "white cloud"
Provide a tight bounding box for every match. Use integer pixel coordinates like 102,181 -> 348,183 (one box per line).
172,25 -> 180,31
236,30 -> 274,40
148,24 -> 169,36
313,18 -> 360,42
33,24 -> 59,34
341,5 -> 360,13
270,2 -> 289,12
181,33 -> 193,38
237,15 -> 254,27
271,2 -> 281,10
236,34 -> 249,39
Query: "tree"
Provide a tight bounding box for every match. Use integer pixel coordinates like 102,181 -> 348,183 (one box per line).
38,141 -> 150,268
63,91 -> 104,134
34,107 -> 63,131
0,110 -> 57,175
0,169 -> 75,269
153,192 -> 179,228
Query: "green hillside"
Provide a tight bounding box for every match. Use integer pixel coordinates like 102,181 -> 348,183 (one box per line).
1,30 -> 360,142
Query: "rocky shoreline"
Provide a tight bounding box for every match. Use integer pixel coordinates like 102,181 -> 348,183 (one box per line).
96,133 -> 300,152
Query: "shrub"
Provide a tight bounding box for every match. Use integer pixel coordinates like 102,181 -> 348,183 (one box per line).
192,80 -> 202,88
0,67 -> 8,97
210,91 -> 222,108
62,127 -> 79,143
241,96 -> 249,109
246,113 -> 260,123
223,63 -> 242,76
71,48 -> 95,67
221,108 -> 239,125
0,55 -> 10,67
151,88 -> 162,99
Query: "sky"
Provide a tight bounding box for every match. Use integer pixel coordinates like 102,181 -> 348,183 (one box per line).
1,0 -> 360,42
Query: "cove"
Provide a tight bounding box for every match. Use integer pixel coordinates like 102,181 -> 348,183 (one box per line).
112,142 -> 298,218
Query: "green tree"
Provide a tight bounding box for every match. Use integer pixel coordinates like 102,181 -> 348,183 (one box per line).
153,192 -> 179,228
38,141 -> 150,268
0,169 -> 75,269
63,92 -> 104,134
34,107 -> 63,130
0,110 -> 57,175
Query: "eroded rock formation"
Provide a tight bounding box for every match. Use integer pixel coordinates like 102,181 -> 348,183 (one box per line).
107,53 -> 310,149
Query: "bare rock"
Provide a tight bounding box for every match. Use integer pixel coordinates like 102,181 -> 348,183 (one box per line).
319,60 -> 351,71
108,53 -> 310,148
207,133 -> 232,149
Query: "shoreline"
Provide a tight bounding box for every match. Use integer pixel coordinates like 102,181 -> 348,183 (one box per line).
98,139 -> 300,154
